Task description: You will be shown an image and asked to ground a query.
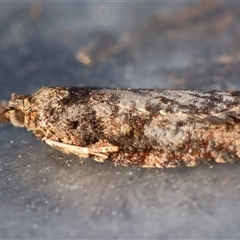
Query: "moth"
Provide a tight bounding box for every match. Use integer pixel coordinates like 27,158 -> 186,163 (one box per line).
1,86 -> 240,168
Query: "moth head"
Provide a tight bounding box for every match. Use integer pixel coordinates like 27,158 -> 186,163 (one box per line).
0,93 -> 31,127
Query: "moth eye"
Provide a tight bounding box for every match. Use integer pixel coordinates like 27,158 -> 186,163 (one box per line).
9,110 -> 25,127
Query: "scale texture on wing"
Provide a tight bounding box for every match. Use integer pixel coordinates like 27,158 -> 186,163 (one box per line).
1,86 -> 240,168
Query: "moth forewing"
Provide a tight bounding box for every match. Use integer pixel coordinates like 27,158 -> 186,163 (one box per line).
1,86 -> 240,168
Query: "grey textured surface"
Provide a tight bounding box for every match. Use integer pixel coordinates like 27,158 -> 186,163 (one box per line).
1,2 -> 240,239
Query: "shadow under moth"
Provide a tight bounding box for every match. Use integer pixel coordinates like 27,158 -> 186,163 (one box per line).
1,86 -> 240,168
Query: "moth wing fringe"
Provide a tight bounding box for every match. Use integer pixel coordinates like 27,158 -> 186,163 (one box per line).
183,106 -> 240,124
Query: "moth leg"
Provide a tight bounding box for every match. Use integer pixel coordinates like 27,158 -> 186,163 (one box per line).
87,140 -> 120,162
43,139 -> 119,162
91,153 -> 109,162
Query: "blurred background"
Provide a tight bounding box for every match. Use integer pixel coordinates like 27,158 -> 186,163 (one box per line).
1,2 -> 240,239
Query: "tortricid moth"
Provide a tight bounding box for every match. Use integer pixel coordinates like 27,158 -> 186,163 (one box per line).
1,86 -> 240,168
